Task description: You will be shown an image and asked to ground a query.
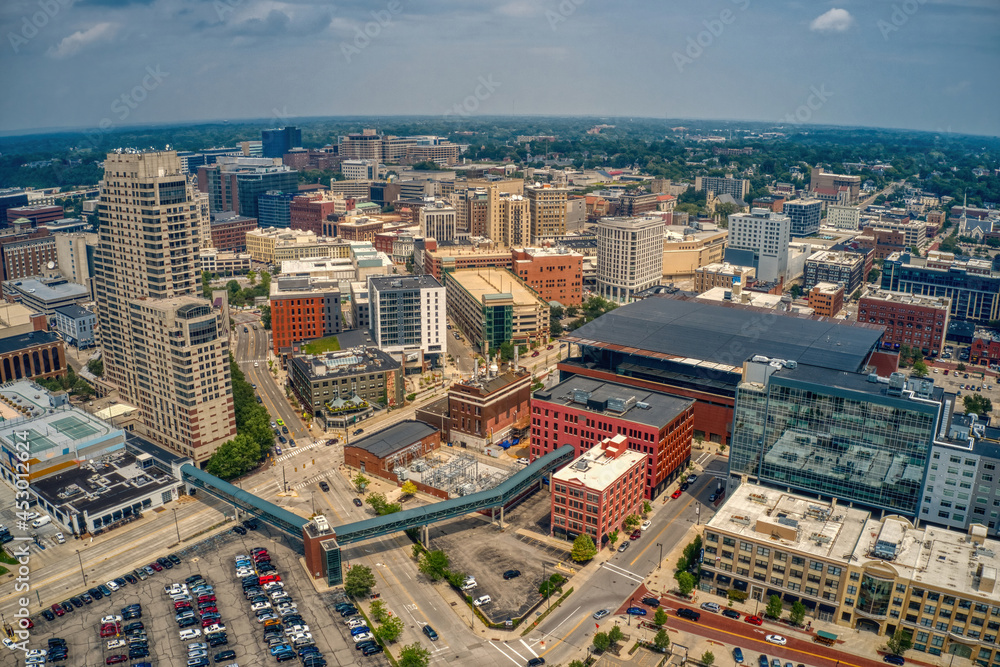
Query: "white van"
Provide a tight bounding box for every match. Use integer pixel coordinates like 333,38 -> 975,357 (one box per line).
30,516 -> 51,529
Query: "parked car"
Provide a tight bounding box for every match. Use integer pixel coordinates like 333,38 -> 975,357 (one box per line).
722,609 -> 741,619
745,615 -> 763,626
883,656 -> 905,665
700,602 -> 721,613
593,609 -> 610,620
765,635 -> 787,646
617,541 -> 629,553
641,597 -> 660,608
626,607 -> 647,616
732,648 -> 744,664
640,520 -> 652,531
671,489 -> 683,499
352,498 -> 363,507
473,595 -> 492,607
676,608 -> 701,621
503,569 -> 521,580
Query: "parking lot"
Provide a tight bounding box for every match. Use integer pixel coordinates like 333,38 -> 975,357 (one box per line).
423,484 -> 566,624
17,527 -> 356,666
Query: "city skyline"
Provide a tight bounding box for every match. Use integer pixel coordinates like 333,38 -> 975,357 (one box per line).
1,0 -> 998,137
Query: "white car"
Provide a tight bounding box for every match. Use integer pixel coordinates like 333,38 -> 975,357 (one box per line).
179,628 -> 202,641
204,624 -> 226,634
473,595 -> 492,607
460,580 -> 477,591
251,602 -> 272,612
516,457 -> 529,465
352,632 -> 374,643
289,624 -> 312,634
765,635 -> 787,646
3,639 -> 18,651
346,618 -> 365,628
640,520 -> 652,531
105,580 -> 120,591
101,615 -> 123,624
107,639 -> 126,650
236,569 -> 255,578
54,532 -> 66,544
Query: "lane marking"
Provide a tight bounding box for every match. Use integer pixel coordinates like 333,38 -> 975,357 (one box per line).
488,641 -> 522,666
603,562 -> 644,583
630,477 -> 714,567
519,638 -> 538,657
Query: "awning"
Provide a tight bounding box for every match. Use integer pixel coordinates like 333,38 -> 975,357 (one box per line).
701,571 -> 715,580
732,579 -> 748,592
766,589 -> 781,599
819,604 -> 836,614
782,593 -> 799,603
716,574 -> 732,586
816,631 -> 838,641
802,599 -> 817,609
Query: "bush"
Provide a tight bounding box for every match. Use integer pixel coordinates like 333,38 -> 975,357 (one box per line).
406,393 -> 417,402
727,589 -> 749,602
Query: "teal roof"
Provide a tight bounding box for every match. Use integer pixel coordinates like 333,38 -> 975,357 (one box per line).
181,464 -> 308,533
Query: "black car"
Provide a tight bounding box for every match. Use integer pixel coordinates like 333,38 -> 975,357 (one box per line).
186,574 -> 204,584
88,587 -> 103,600
333,602 -> 355,611
69,597 -> 83,608
676,608 -> 701,621
114,577 -> 127,587
353,429 -> 364,436
242,520 -> 258,530
124,622 -> 144,633
355,640 -> 378,652
59,602 -> 74,613
167,553 -> 181,565
319,481 -> 330,492
641,597 -> 660,608
422,624 -> 438,641
502,569 -> 521,580
41,609 -> 55,621
722,608 -> 741,619
352,498 -> 363,507
48,638 -> 67,648
157,557 -> 173,570
208,636 -> 228,647
527,659 -> 546,667
883,657 -> 905,666
361,645 -> 383,656
233,526 -> 247,535
123,573 -> 138,584
214,650 -> 237,663
339,607 -> 358,617
680,482 -> 690,492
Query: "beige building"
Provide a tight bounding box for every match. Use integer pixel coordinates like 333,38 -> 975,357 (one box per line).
525,183 -> 569,239
54,231 -> 98,298
198,248 -> 252,275
868,219 -> 928,248
95,151 -> 235,462
245,227 -> 352,264
597,216 -> 664,303
826,204 -> 861,231
446,268 -> 549,354
419,200 -> 458,242
662,228 -> 728,281
695,262 -> 755,293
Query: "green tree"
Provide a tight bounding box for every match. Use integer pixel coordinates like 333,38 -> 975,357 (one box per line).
398,643 -> 431,667
569,661 -> 588,667
571,534 -> 598,562
86,358 -> 103,376
643,500 -> 652,515
381,502 -> 402,515
343,564 -> 376,598
702,651 -> 715,666
411,544 -> 423,561
366,492 -> 388,515
418,550 -> 449,581
623,514 -> 641,531
789,284 -> 802,299
885,629 -> 913,656
789,600 -> 807,626
653,628 -> 670,651
566,305 -> 579,318
964,394 -> 993,416
868,267 -> 881,283
608,624 -> 624,644
956,362 -> 966,372
369,599 -> 388,623
247,270 -> 257,286
539,573 -> 566,598
911,359 -> 929,377
592,631 -> 611,653
765,594 -> 783,619
653,607 -> 669,627
260,304 -> 271,330
400,480 -> 418,498
352,473 -> 369,493
205,433 -> 261,480
851,289 -> 862,301
374,614 -> 404,644
607,529 -> 620,549
674,571 -> 696,597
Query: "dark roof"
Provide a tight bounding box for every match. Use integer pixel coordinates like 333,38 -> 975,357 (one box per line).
567,295 -> 883,374
534,375 -> 693,428
125,432 -> 187,466
0,330 -> 60,355
346,420 -> 438,459
53,304 -> 94,320
369,274 -> 442,291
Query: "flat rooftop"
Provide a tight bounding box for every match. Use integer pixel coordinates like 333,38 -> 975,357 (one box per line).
369,275 -> 443,291
0,329 -> 60,355
552,437 -> 646,492
6,278 -> 90,302
345,420 -> 438,459
565,295 -> 884,374
850,518 -> 1000,600
0,403 -> 121,458
706,483 -> 871,561
534,375 -> 693,428
447,268 -> 543,305
860,289 -> 951,309
289,346 -> 399,381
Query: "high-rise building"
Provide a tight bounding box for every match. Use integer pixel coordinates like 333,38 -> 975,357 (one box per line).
727,208 -> 791,284
419,200 -> 457,242
783,199 -> 823,237
54,232 -> 98,299
596,216 -> 664,303
257,190 -> 297,229
368,275 -> 446,359
498,192 -> 530,247
445,268 -> 548,354
511,247 -> 583,306
525,184 -> 568,239
803,250 -> 866,294
269,276 -> 342,357
695,175 -> 750,200
261,126 -> 302,159
881,251 -> 1000,323
198,157 -> 298,219
857,290 -> 951,356
95,151 -> 235,463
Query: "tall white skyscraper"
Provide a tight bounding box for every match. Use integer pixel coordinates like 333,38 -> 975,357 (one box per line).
727,208 -> 791,284
596,216 -> 664,303
95,151 -> 236,463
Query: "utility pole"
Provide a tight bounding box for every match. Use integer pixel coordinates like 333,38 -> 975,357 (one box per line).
657,542 -> 663,570
76,550 -> 86,585
172,508 -> 181,543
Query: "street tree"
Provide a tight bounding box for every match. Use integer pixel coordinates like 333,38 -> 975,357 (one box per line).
369,599 -> 388,623
592,631 -> 611,652
674,571 -> 696,597
365,492 -> 388,515
418,550 -> 449,581
571,534 -> 597,562
398,643 -> 431,667
885,630 -> 913,656
653,629 -> 670,651
374,615 -> 404,644
765,594 -> 783,619
352,473 -> 369,493
789,601 -> 807,626
702,651 -> 715,666
624,514 -> 641,531
608,529 -> 620,549
343,564 -> 375,598
653,607 -> 669,627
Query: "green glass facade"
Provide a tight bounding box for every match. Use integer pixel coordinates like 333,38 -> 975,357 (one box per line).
482,302 -> 512,352
730,375 -> 938,516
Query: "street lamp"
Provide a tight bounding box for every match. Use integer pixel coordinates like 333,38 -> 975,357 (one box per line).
76,550 -> 86,585
657,542 -> 663,570
172,508 -> 181,544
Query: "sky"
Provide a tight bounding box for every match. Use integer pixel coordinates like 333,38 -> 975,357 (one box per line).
1,0 -> 999,137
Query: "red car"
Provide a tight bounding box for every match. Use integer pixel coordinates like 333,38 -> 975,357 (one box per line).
198,595 -> 216,603
671,489 -> 683,499
107,655 -> 127,664
51,604 -> 65,617
745,615 -> 763,626
150,561 -> 163,572
20,618 -> 34,629
99,625 -> 118,638
199,607 -> 218,615
630,530 -> 642,540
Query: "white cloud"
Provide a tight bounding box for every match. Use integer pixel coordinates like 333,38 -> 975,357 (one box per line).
809,8 -> 854,33
48,22 -> 119,59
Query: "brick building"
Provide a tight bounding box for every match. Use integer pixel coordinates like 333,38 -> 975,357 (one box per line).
857,290 -> 951,357
694,262 -> 756,293
287,347 -> 403,426
970,334 -> 1000,367
269,276 -> 342,358
807,282 -> 844,318
550,434 -> 647,543
210,213 -> 258,252
343,420 -> 440,484
6,204 -> 64,227
531,375 -> 694,500
447,367 -> 532,451
334,217 -> 384,243
290,192 -> 350,236
0,232 -> 57,294
858,226 -> 907,260
511,247 -> 583,306
0,330 -> 67,383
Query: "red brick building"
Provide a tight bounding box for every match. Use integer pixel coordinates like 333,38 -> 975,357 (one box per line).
550,434 -> 647,543
511,247 -> 583,306
335,217 -> 383,243
857,290 -> 951,357
0,232 -> 57,292
269,276 -> 342,357
290,193 -> 344,236
0,330 -> 67,383
808,282 -> 844,318
210,214 -> 257,252
531,376 -> 694,500
447,367 -> 532,450
971,335 -> 1000,368
858,226 -> 907,261
6,204 -> 63,226
343,420 -> 440,484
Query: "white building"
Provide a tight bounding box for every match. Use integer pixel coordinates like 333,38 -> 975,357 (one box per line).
728,208 -> 791,284
368,275 -> 447,360
54,304 -> 96,348
341,159 -> 380,181
596,216 -> 664,303
826,204 -> 861,231
419,200 -> 457,242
